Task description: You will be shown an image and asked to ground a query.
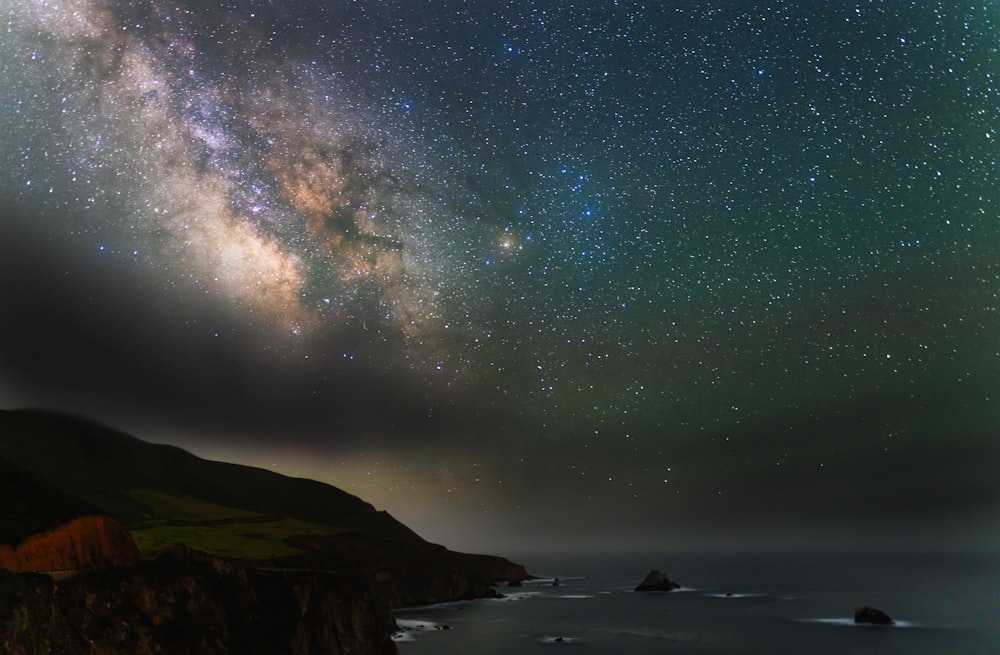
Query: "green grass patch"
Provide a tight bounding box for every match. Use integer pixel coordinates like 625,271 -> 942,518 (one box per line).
130,517 -> 347,560
126,489 -> 263,523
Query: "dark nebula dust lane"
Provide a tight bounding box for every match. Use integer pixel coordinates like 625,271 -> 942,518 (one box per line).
1,0 -> 998,550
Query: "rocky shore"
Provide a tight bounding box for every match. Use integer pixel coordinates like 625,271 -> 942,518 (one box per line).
0,410 -> 529,653
0,544 -> 399,655
0,515 -> 525,653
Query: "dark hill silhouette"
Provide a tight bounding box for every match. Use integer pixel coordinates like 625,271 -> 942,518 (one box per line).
0,408 -> 528,652
0,408 -> 528,608
0,455 -> 98,545
0,409 -> 418,542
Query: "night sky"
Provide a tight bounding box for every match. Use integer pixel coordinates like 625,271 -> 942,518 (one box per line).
1,0 -> 998,552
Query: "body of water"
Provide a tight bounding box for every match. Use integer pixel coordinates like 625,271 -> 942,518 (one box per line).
395,551 -> 1000,654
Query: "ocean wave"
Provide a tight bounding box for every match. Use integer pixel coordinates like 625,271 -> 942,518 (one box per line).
393,618 -> 452,641
703,591 -> 766,599
799,617 -> 918,628
632,585 -> 700,594
491,591 -> 543,602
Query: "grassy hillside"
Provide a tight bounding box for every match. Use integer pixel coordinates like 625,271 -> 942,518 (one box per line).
0,409 -> 421,559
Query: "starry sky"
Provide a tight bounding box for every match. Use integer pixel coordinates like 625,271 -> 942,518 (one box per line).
1,0 -> 998,552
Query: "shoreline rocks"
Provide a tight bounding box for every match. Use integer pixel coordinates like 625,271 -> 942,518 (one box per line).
0,544 -> 400,655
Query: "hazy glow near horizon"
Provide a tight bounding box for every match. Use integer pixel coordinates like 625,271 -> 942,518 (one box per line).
1,0 -> 998,550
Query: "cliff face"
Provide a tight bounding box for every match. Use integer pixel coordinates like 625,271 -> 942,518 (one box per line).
0,410 -> 530,653
458,552 -> 530,586
0,544 -> 399,655
0,515 -> 140,573
278,532 -> 527,607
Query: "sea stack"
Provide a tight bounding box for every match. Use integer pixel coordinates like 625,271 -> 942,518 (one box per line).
634,569 -> 681,592
854,606 -> 894,625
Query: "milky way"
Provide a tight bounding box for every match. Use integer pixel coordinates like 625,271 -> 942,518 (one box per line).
2,0 -> 998,548
2,0 -> 493,354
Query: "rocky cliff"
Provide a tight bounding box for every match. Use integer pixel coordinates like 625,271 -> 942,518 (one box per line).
277,532 -> 528,607
0,544 -> 399,655
0,409 -> 531,650
0,515 -> 140,573
458,551 -> 531,586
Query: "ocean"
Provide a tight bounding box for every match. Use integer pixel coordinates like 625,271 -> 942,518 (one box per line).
394,551 -> 1000,654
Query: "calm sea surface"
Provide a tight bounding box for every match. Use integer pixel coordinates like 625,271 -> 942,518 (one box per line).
395,551 -> 1000,655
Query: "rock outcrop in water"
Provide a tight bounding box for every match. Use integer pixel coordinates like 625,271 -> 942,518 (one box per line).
854,605 -> 893,625
634,569 -> 681,592
0,515 -> 140,573
0,544 -> 399,655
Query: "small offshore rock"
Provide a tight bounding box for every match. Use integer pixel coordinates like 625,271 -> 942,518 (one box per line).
635,569 -> 680,592
854,606 -> 894,625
